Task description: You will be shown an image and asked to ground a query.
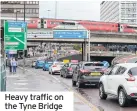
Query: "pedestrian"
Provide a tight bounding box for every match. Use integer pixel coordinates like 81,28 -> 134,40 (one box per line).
11,58 -> 18,74
8,58 -> 12,73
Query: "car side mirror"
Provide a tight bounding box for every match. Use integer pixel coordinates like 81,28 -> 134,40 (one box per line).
104,69 -> 111,75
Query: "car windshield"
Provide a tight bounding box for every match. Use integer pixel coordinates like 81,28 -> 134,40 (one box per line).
48,62 -> 53,64
84,63 -> 104,67
38,61 -> 44,63
70,64 -> 77,68
129,67 -> 137,76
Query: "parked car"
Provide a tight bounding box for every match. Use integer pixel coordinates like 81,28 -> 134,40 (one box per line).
49,62 -> 64,75
32,60 -> 36,67
72,61 -> 107,88
43,61 -> 53,71
60,62 -> 78,78
35,60 -> 45,69
99,63 -> 137,107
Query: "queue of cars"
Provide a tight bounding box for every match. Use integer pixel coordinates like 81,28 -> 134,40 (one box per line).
32,59 -> 137,107
33,59 -> 109,88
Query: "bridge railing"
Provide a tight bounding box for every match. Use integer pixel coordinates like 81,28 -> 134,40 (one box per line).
90,31 -> 137,36
90,51 -> 136,57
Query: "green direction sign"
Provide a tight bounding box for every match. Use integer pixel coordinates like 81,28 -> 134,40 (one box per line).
4,21 -> 27,50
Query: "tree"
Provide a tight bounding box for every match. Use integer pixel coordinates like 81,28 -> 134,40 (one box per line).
73,44 -> 81,50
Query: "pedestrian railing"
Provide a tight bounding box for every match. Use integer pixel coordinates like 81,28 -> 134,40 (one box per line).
0,57 -> 6,91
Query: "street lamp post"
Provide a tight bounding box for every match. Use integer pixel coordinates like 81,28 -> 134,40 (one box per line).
55,1 -> 57,19
47,10 -> 51,18
15,11 -> 20,21
88,30 -> 90,62
47,10 -> 51,58
23,1 -> 26,74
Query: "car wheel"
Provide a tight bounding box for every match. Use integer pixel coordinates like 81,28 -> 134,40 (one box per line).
64,74 -> 67,78
49,71 -> 51,74
95,84 -> 99,88
51,72 -> 54,75
60,73 -> 63,77
77,82 -> 84,88
99,84 -> 107,100
72,80 -> 76,86
118,89 -> 129,107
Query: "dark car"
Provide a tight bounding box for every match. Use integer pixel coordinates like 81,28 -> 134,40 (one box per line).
31,60 -> 36,67
72,61 -> 108,88
60,63 -> 78,78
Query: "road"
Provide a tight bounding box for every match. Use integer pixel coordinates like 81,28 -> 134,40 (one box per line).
6,67 -> 98,111
24,67 -> 137,111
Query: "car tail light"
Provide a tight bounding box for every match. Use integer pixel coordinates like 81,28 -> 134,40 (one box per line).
101,68 -> 107,72
126,74 -> 136,81
80,69 -> 89,73
130,93 -> 135,97
68,68 -> 72,71
53,65 -> 57,67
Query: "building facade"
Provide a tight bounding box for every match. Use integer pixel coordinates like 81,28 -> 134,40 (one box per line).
1,1 -> 39,18
100,1 -> 137,24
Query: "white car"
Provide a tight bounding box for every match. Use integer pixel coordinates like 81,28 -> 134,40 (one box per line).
49,62 -> 64,75
31,60 -> 36,67
99,63 -> 137,107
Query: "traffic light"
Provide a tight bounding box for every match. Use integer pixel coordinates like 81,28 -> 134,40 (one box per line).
41,18 -> 44,28
1,27 -> 4,41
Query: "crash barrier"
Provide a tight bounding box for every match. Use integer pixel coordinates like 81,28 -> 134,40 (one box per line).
0,57 -> 6,91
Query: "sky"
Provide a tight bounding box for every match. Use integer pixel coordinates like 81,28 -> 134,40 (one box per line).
39,1 -> 101,21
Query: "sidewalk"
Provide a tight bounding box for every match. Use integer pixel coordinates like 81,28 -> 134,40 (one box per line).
6,68 -> 98,111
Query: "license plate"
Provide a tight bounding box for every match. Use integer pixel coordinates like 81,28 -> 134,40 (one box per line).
90,72 -> 101,76
55,70 -> 60,72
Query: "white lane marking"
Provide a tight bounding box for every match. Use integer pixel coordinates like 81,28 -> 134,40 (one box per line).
17,79 -> 28,82
14,83 -> 28,85
14,88 -> 29,90
51,75 -> 61,83
21,67 -> 99,111
7,75 -> 20,78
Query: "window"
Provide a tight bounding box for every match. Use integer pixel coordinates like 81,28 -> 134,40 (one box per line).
30,9 -> 32,13
133,8 -> 136,12
26,9 -> 29,13
33,1 -> 36,4
133,3 -> 136,6
109,65 -> 119,75
128,67 -> 137,76
116,66 -> 126,75
30,1 -> 33,4
36,1 -> 39,4
20,9 -> 23,13
36,9 -> 39,13
20,1 -> 24,4
27,1 -> 29,4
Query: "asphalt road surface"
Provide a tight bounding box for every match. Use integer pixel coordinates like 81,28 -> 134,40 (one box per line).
25,67 -> 137,111
6,67 -> 98,111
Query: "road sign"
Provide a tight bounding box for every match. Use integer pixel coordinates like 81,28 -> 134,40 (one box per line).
4,21 -> 27,50
54,50 -> 57,54
53,30 -> 88,39
27,29 -> 53,38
